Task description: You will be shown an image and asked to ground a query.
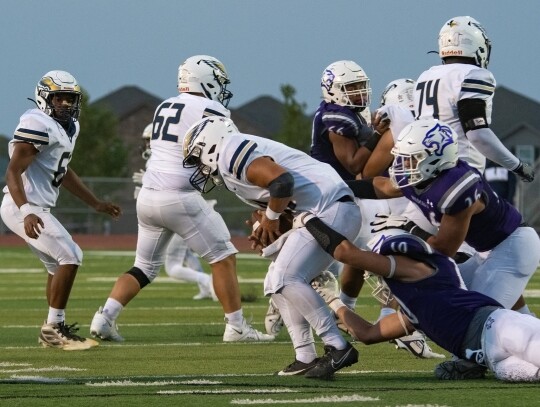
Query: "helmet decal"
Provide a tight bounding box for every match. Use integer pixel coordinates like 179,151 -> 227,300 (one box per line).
321,69 -> 335,92
422,123 -> 455,157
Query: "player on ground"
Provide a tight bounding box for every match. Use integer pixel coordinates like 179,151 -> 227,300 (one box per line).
302,227 -> 540,382
1,70 -> 121,350
90,55 -> 272,343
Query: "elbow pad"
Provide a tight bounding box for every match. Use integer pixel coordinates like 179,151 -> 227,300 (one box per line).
457,98 -> 489,132
268,172 -> 294,198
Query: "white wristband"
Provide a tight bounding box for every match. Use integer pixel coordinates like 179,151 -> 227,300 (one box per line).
19,203 -> 34,218
265,207 -> 281,220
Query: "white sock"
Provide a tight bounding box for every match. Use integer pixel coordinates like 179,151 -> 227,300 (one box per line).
47,307 -> 65,324
102,298 -> 124,320
225,309 -> 243,327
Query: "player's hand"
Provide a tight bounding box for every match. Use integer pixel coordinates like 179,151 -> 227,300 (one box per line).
373,110 -> 390,134
370,213 -> 413,233
292,212 -> 316,229
513,161 -> 535,182
132,169 -> 145,185
95,202 -> 122,219
23,213 -> 44,239
251,214 -> 281,248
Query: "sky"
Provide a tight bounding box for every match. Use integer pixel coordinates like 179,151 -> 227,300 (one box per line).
1,1 -> 539,137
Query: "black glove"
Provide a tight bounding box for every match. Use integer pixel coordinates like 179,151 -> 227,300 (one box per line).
513,161 -> 535,182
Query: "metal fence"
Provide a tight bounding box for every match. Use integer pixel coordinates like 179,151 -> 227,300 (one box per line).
1,169 -> 539,237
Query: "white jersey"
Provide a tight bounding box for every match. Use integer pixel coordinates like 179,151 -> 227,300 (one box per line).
414,64 -> 495,172
218,133 -> 352,215
144,93 -> 230,190
377,104 -> 414,142
2,108 -> 79,208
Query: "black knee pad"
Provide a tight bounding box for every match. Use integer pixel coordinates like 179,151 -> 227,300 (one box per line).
126,267 -> 150,288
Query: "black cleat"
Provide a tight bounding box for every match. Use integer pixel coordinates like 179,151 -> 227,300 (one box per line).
304,343 -> 358,380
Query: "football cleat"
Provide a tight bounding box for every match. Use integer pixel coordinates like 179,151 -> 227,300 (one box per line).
90,307 -> 124,342
304,342 -> 359,380
434,359 -> 487,380
264,298 -> 284,335
39,321 -> 98,351
223,318 -> 275,342
276,358 -> 320,376
391,331 -> 445,359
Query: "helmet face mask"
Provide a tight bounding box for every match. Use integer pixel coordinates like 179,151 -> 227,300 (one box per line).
141,123 -> 153,160
178,55 -> 233,107
183,116 -> 237,193
35,70 -> 82,122
321,60 -> 371,111
438,16 -> 492,69
389,119 -> 458,188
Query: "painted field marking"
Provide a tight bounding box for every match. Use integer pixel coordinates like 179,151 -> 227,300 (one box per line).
159,388 -> 297,395
87,379 -> 223,387
0,268 -> 43,273
230,394 -> 379,404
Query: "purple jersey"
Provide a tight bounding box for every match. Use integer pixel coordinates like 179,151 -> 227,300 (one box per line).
310,101 -> 372,180
398,160 -> 522,252
379,234 -> 502,357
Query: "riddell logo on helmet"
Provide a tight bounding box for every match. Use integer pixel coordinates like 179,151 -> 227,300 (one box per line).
179,86 -> 190,92
441,50 -> 463,56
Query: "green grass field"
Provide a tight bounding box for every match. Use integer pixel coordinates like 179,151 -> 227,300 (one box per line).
0,247 -> 539,407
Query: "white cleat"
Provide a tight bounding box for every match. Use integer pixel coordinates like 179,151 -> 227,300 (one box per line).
90,306 -> 124,342
39,321 -> 98,351
391,330 -> 445,359
223,318 -> 275,342
264,298 -> 284,336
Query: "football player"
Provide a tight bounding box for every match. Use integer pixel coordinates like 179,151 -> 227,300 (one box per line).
348,118 -> 540,313
1,70 -> 122,350
303,228 -> 540,382
415,16 -> 534,181
310,60 -> 389,321
183,116 -> 361,379
132,123 -> 216,301
90,56 -> 273,343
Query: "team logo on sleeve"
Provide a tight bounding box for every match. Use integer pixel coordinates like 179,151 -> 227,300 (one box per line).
321,69 -> 335,91
422,123 -> 454,157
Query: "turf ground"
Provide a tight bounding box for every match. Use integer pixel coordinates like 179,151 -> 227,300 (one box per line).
0,247 -> 539,406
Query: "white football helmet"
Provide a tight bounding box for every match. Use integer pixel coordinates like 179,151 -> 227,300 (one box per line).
389,118 -> 458,187
321,60 -> 371,110
438,16 -> 491,69
380,78 -> 415,111
182,116 -> 238,192
177,55 -> 233,107
35,70 -> 82,121
141,123 -> 153,160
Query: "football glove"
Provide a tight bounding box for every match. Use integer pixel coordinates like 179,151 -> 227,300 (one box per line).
370,213 -> 415,233
513,161 -> 535,182
311,270 -> 344,313
132,169 -> 145,185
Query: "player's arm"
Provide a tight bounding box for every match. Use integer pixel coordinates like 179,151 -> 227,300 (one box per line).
62,168 -> 122,219
458,98 -> 533,182
362,129 -> 395,177
427,200 -> 483,257
346,176 -> 403,199
245,156 -> 293,247
5,142 -> 44,239
4,142 -> 38,208
337,307 -> 412,344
